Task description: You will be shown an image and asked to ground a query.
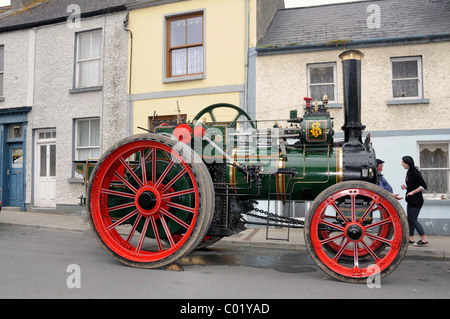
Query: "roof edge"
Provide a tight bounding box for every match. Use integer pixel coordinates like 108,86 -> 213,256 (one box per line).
126,0 -> 186,10
0,4 -> 128,33
256,33 -> 450,55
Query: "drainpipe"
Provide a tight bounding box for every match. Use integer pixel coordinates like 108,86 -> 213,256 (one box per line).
244,0 -> 249,116
123,12 -> 134,136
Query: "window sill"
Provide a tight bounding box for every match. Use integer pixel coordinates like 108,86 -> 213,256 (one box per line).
387,98 -> 430,106
69,86 -> 103,94
163,74 -> 204,83
424,198 -> 450,205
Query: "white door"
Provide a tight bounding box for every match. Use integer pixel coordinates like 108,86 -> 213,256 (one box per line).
35,131 -> 56,208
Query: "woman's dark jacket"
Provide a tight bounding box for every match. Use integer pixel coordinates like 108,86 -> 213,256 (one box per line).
405,169 -> 427,208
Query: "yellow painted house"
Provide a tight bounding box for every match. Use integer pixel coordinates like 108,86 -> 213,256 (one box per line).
125,0 -> 284,135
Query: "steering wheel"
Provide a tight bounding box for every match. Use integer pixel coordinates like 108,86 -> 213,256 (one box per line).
193,103 -> 256,129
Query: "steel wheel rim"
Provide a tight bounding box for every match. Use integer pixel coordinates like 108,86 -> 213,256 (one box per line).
310,187 -> 403,279
89,140 -> 199,263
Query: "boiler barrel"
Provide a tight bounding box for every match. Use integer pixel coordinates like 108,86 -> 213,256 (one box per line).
226,146 -> 343,201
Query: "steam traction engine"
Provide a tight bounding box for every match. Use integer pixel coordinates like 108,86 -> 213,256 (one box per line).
86,50 -> 408,283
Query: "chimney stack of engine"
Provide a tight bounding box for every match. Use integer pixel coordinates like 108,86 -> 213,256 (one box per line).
339,50 -> 365,147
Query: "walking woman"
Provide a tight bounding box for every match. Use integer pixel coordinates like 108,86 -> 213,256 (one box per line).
401,156 -> 428,246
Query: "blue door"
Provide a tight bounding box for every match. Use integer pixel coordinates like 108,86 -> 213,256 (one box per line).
7,142 -> 24,207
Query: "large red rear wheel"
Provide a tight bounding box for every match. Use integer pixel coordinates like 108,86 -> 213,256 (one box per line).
304,181 -> 408,283
87,134 -> 214,268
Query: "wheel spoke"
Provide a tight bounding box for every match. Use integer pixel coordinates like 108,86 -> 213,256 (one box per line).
231,112 -> 241,123
165,201 -> 195,213
162,188 -> 195,199
151,148 -> 157,184
127,213 -> 142,243
136,217 -> 150,252
119,157 -> 143,188
150,216 -> 163,251
114,171 -> 138,193
351,194 -> 356,222
155,158 -> 176,188
140,150 -> 147,185
320,233 -> 345,245
108,201 -> 135,213
108,209 -> 139,231
366,233 -> 392,245
160,216 -> 175,246
358,200 -> 376,223
333,239 -> 350,261
160,207 -> 190,229
353,242 -> 359,268
365,217 -> 391,230
102,188 -> 136,199
208,110 -> 217,122
361,239 -> 381,261
319,219 -> 344,231
162,167 -> 187,192
144,148 -> 153,161
332,202 -> 349,224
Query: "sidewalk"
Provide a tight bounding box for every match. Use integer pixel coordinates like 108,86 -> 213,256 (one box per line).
0,207 -> 448,260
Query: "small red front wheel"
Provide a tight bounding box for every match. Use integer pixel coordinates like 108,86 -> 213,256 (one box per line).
87,133 -> 214,269
304,181 -> 408,283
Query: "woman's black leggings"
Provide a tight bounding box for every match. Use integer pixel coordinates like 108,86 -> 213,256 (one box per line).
407,205 -> 425,236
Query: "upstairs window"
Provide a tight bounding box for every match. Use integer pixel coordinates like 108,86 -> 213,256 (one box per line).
391,56 -> 422,99
75,29 -> 102,88
165,12 -> 204,80
307,63 -> 337,103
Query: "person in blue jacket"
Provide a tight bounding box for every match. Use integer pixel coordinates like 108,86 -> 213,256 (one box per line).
377,159 -> 402,200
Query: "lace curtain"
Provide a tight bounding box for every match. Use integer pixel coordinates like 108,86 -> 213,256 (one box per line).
309,65 -> 335,101
419,144 -> 449,194
392,59 -> 419,98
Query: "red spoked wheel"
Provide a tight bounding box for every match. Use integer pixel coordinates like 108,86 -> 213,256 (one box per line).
304,181 -> 408,283
87,134 -> 214,268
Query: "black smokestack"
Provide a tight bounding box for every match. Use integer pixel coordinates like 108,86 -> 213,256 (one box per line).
339,50 -> 365,146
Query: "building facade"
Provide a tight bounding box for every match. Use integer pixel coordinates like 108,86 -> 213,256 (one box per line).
126,0 -> 283,135
0,0 -> 283,213
0,0 -> 130,212
255,0 -> 450,234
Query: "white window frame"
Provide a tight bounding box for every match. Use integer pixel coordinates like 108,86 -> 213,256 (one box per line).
163,10 -> 206,83
75,29 -> 103,89
75,118 -> 101,161
390,56 -> 423,100
307,62 -> 338,104
418,141 -> 450,199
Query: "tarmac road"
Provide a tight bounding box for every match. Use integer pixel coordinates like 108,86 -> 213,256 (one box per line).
0,224 -> 448,299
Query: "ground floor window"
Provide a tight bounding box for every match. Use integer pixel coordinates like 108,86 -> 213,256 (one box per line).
148,113 -> 187,131
418,141 -> 449,198
75,118 -> 100,160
